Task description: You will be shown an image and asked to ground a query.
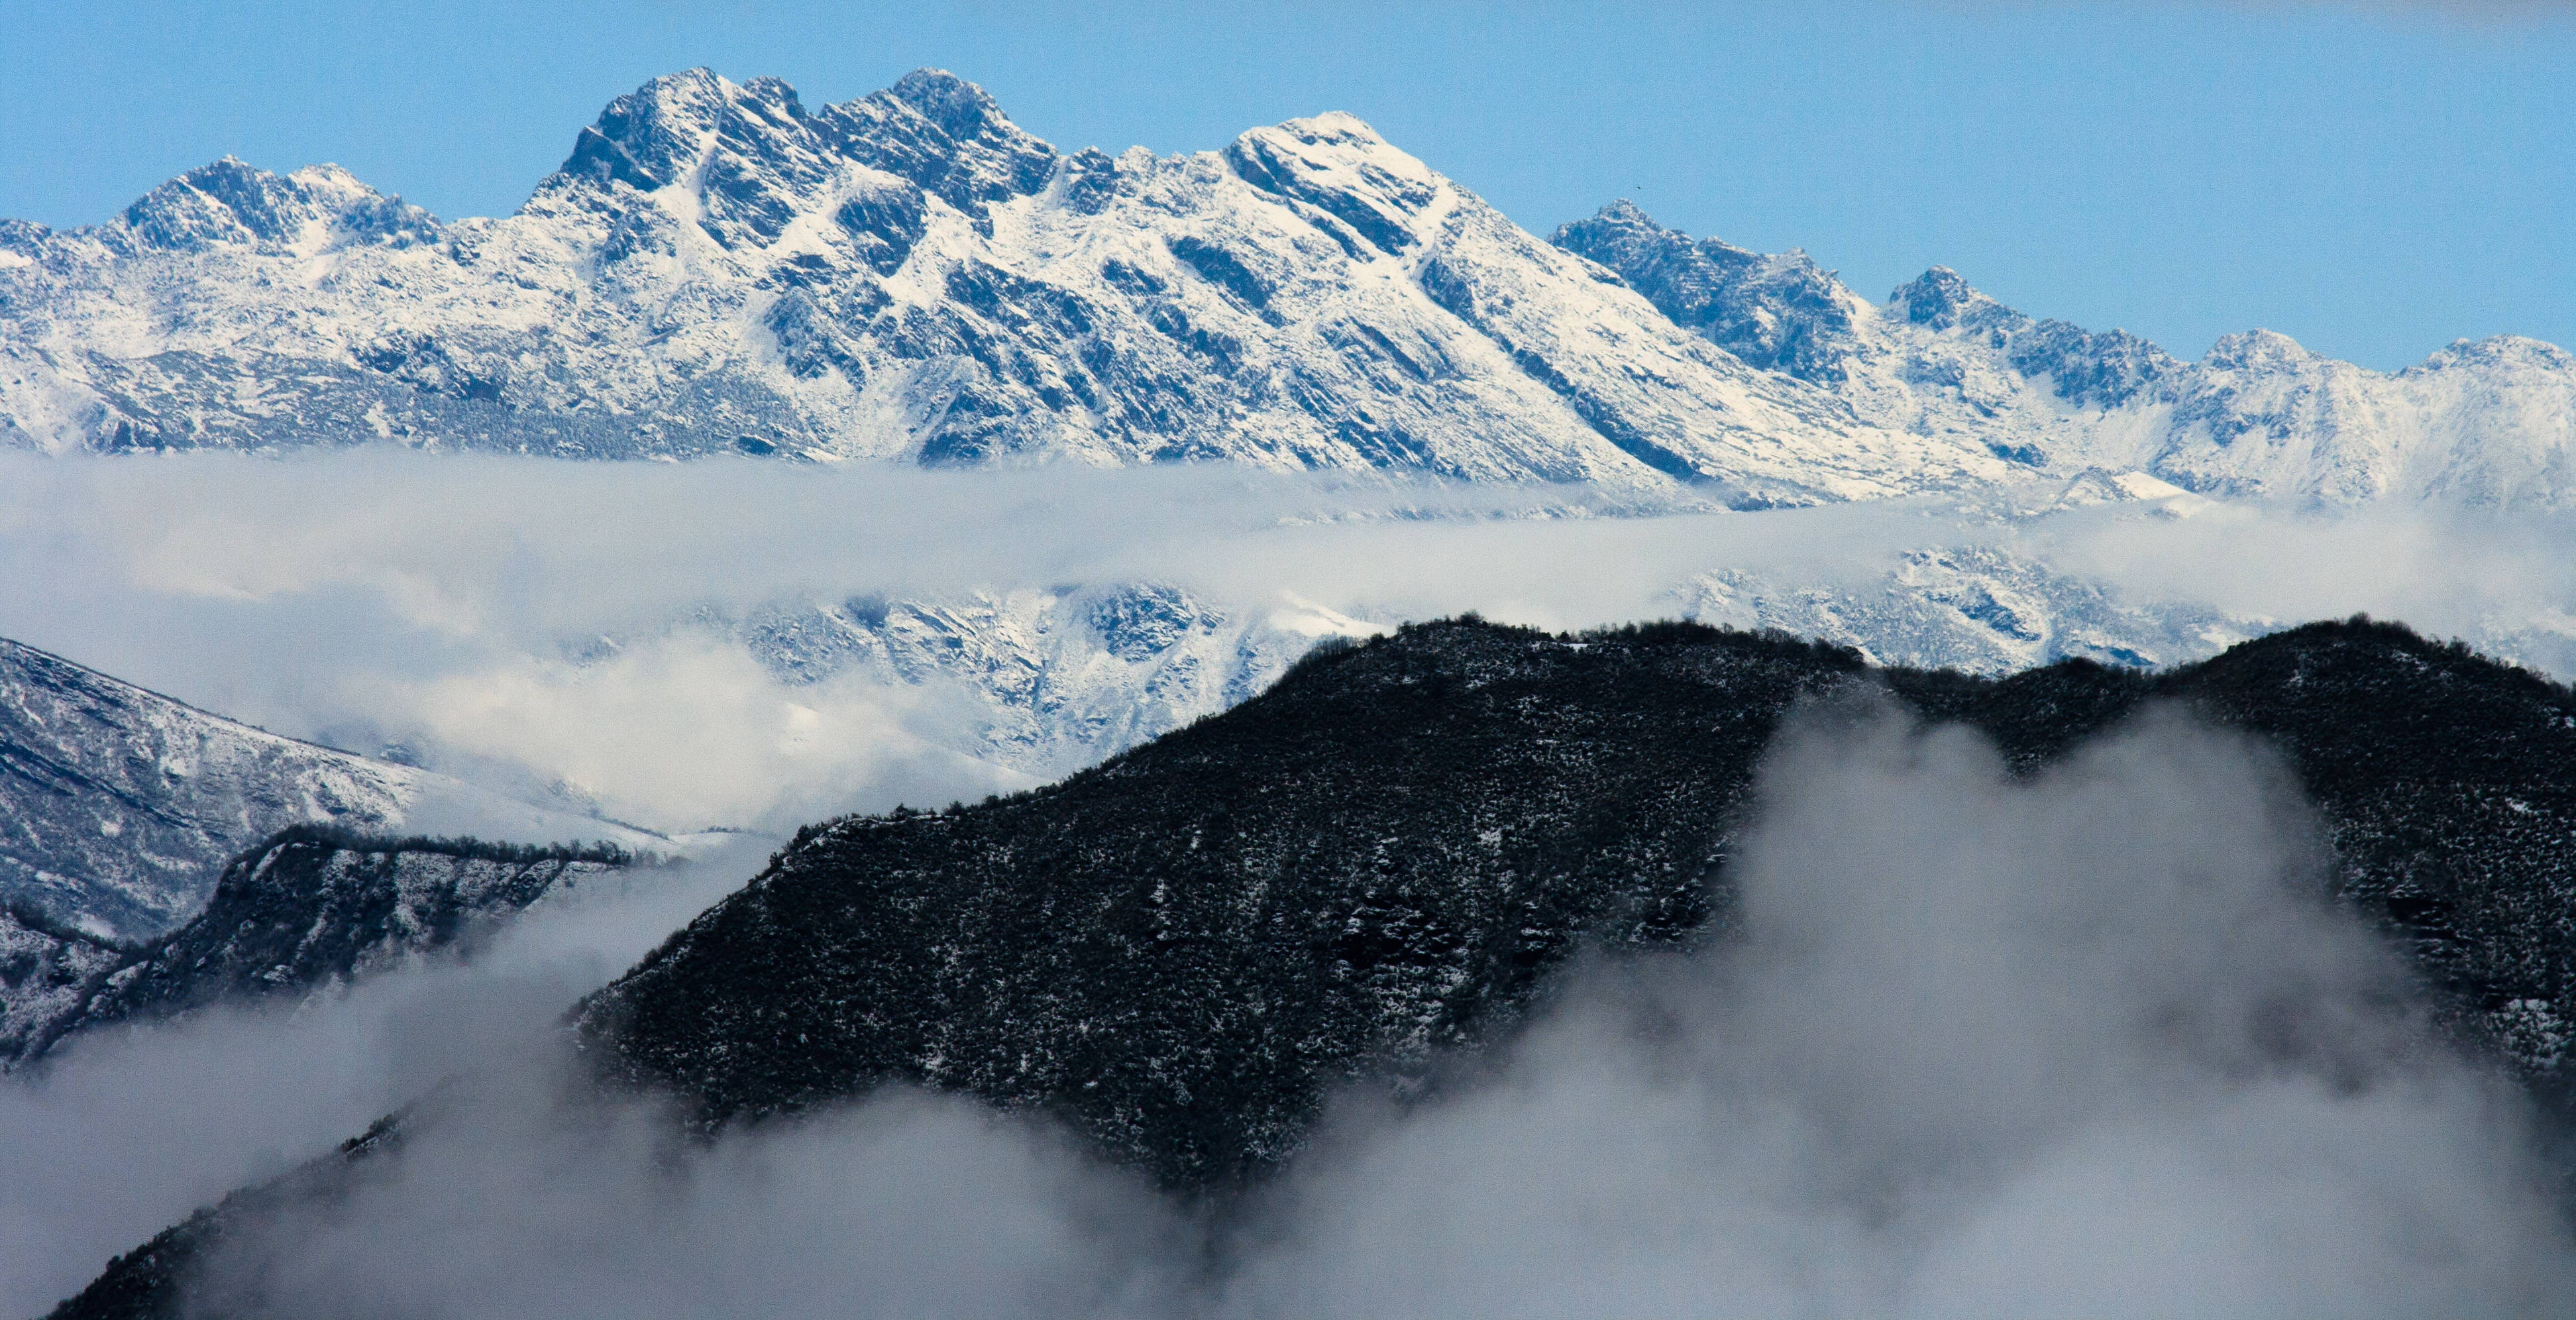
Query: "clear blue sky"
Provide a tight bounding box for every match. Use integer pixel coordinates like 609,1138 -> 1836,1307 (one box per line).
1,1 -> 2570,370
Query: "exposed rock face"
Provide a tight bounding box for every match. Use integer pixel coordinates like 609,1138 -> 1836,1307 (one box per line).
1554,201 -> 2576,506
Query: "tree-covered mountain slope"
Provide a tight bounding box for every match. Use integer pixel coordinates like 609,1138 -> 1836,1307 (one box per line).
1,825 -> 635,1070
0,635 -> 663,940
572,616 -> 2576,1191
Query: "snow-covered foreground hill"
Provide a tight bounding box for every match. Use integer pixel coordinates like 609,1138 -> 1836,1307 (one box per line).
6,68 -> 2571,508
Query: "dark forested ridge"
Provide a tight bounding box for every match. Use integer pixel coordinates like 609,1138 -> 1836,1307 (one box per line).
48,616 -> 2576,1317
578,622 -> 1866,1191
574,616 -> 2576,1190
2,825 -> 634,1070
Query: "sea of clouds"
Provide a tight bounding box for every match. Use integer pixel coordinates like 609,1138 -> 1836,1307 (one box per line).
5,704 -> 2568,1315
2,449 -> 2573,838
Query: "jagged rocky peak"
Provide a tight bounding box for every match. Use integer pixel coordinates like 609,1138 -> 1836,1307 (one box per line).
1549,199 -> 1863,382
550,68 -> 843,252
1885,266 -> 2176,408
2414,334 -> 2576,374
1886,265 -> 2013,332
0,217 -> 44,257
1552,205 -> 2195,435
109,157 -> 439,256
2201,326 -> 2324,371
1222,111 -> 1442,255
1232,108 -> 1410,162
884,67 -> 1008,141
1556,198 -> 1760,272
546,66 -> 1059,249
556,67 -> 805,193
803,66 -> 1058,220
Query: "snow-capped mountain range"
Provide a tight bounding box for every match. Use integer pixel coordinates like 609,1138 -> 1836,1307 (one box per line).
1554,202 -> 2576,506
0,70 -> 1966,504
0,637 -> 664,940
6,68 -> 2569,506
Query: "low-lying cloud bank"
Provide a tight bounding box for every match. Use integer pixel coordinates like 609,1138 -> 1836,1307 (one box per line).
3,450 -> 2574,836
1226,706 -> 2572,1315
15,708 -> 2566,1316
0,836 -> 775,1316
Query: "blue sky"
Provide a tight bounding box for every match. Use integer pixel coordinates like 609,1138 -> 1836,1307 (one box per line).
1,1 -> 2569,369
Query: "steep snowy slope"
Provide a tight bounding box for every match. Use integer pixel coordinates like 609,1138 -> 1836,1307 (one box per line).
727,581 -> 1375,779
0,69 -> 2010,502
1,826 -> 633,1070
0,901 -> 123,1067
1554,201 -> 2576,506
0,637 -> 661,940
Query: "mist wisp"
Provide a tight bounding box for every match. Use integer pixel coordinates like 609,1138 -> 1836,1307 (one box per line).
14,703 -> 2554,1317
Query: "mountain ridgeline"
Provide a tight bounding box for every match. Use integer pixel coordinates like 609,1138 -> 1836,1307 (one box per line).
571,616 -> 2576,1189
5,69 -> 2573,504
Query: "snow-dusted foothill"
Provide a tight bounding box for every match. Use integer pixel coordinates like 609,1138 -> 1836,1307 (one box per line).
723,581 -> 1379,781
1681,545 -> 2257,677
704,564 -> 2233,781
1,826 -> 635,1072
0,637 -> 665,940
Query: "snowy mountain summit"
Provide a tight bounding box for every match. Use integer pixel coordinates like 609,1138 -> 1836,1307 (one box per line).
3,68 -> 2572,505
